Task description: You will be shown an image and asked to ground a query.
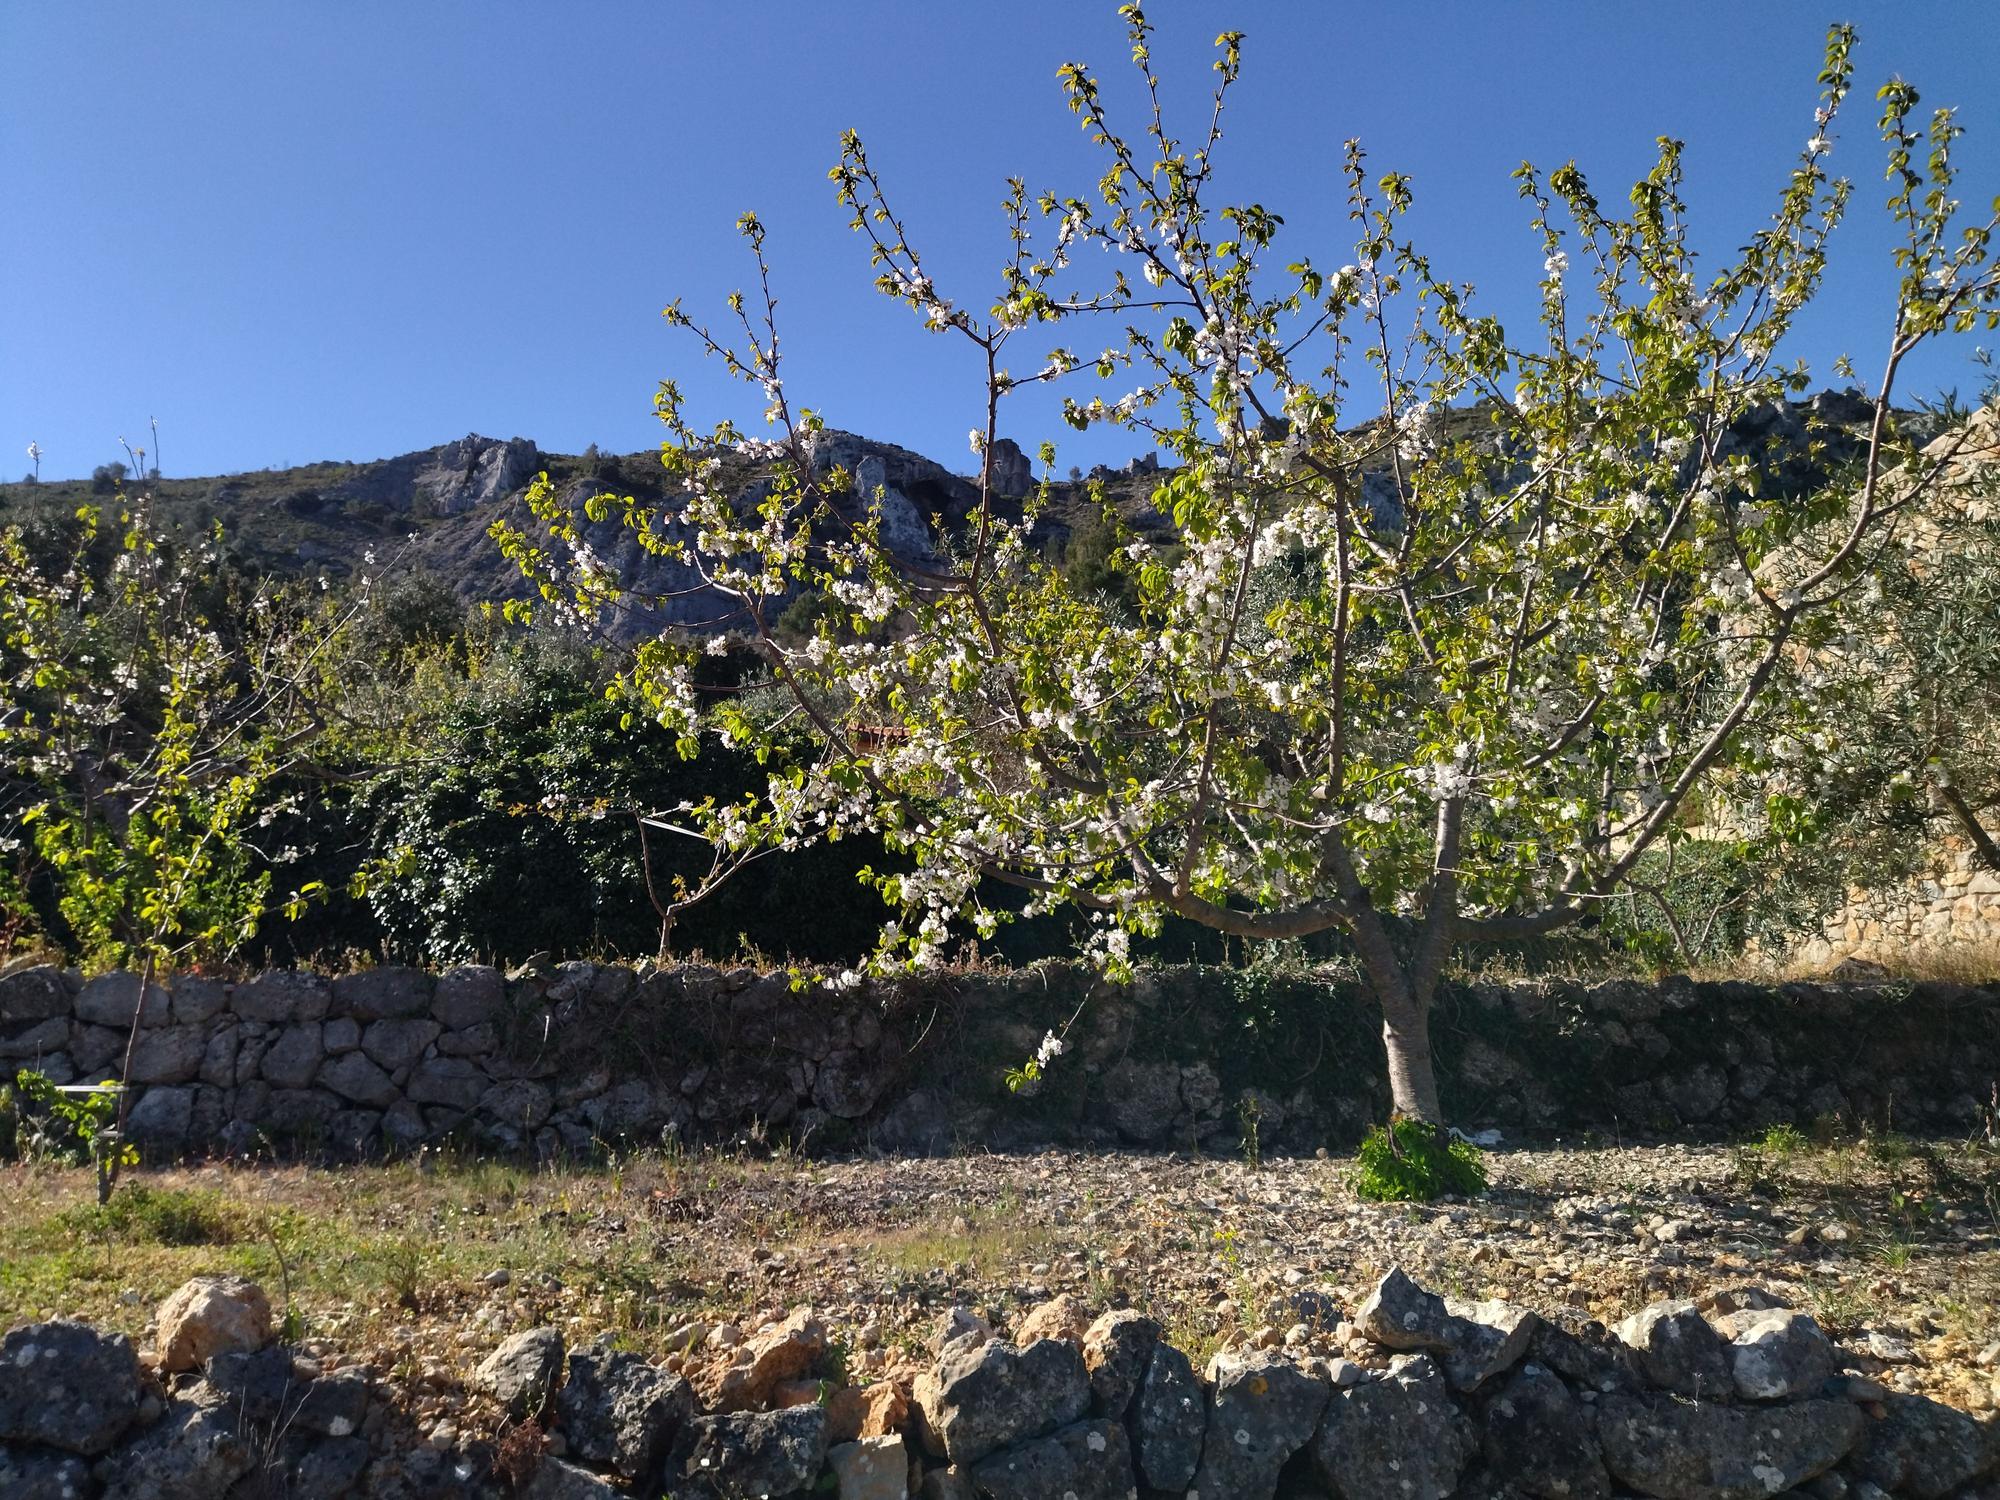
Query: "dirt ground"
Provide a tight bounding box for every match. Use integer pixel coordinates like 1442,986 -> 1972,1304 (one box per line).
4,1132 -> 1996,1440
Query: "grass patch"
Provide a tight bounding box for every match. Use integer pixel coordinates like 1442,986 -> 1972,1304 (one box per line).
57,1184 -> 240,1246
1353,1120 -> 1488,1202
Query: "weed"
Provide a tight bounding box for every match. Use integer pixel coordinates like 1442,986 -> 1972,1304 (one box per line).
1353,1121 -> 1488,1202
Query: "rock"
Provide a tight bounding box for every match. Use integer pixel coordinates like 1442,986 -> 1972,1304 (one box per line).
928,1307 -> 992,1356
332,966 -> 432,1020
283,1434 -> 372,1499
813,1049 -> 887,1118
1099,1059 -> 1182,1143
1353,1267 -> 1538,1391
1015,1293 -> 1091,1347
557,1339 -> 692,1478
827,1434 -> 910,1500
168,978 -> 229,1027
916,1464 -> 976,1500
912,1336 -> 1090,1465
665,1405 -> 827,1499
0,1016 -> 68,1061
295,1371 -> 371,1438
359,1017 -> 441,1073
0,965 -> 70,1024
126,1085 -> 195,1146
126,1025 -> 205,1085
986,437 -> 1034,497
1597,1394 -> 1863,1499
405,1056 -> 487,1110
432,964 -> 505,1029
202,1345 -> 300,1423
1730,1311 -> 1835,1401
92,1398 -> 253,1499
1480,1362 -> 1610,1499
316,1050 -> 399,1108
1613,1299 -> 1733,1398
1130,1339 -> 1203,1492
480,1079 -> 554,1131
1310,1352 -> 1474,1500
825,1382 -> 909,1444
476,1327 -> 564,1419
0,1445 -> 95,1500
259,1023 -> 325,1089
155,1275 -> 272,1372
0,1320 -> 143,1454
709,1307 -> 828,1413
524,1455 -> 625,1499
1081,1308 -> 1157,1418
232,970 -> 330,1023
75,971 -> 171,1028
968,1417 -> 1133,1500
1848,1392 -> 1999,1498
1188,1349 -> 1329,1500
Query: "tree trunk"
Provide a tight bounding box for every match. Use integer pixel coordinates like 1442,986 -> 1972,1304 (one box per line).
1378,978 -> 1443,1124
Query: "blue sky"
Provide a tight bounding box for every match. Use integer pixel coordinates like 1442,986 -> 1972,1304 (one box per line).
4,3 -> 1996,482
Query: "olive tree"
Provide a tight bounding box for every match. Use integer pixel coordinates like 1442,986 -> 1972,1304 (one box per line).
500,12 -> 1999,1123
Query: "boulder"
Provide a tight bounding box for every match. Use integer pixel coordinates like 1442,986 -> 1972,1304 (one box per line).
912,1336 -> 1090,1465
1613,1300 -> 1734,1399
1310,1353 -> 1474,1500
827,1434 -> 910,1500
0,965 -> 70,1024
1098,1059 -> 1181,1143
825,1382 -> 910,1444
666,1405 -> 827,1499
91,1398 -> 254,1498
168,977 -> 229,1027
1015,1293 -> 1091,1346
0,1320 -> 143,1454
1597,1394 -> 1862,1499
476,1327 -> 564,1420
127,1026 -> 205,1086
0,1445 -> 94,1500
1848,1392 -> 2000,1498
405,1056 -> 487,1110
1479,1362 -> 1610,1499
332,966 -> 432,1020
557,1339 -> 692,1478
126,1085 -> 195,1146
1729,1311 -> 1835,1401
709,1308 -> 828,1413
525,1455 -> 625,1499
156,1275 -> 272,1372
1188,1349 -> 1329,1500
317,1050 -> 399,1108
259,1024 -> 325,1089
432,964 -> 505,1029
480,1079 -> 554,1131
1353,1267 -> 1538,1391
0,1016 -> 68,1061
1081,1308 -> 1158,1418
813,1048 -> 888,1118
360,1017 -> 440,1073
232,970 -> 330,1023
968,1417 -> 1133,1500
1130,1339 -> 1203,1492
75,971 -> 170,1028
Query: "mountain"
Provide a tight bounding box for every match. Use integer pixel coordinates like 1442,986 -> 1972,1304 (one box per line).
0,391 -> 1928,638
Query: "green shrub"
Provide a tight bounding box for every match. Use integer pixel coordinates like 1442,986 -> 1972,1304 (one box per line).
1353,1119 -> 1488,1202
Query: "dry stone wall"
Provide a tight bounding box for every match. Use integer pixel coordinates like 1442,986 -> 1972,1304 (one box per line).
1,960 -> 1996,1161
1799,833 -> 2000,970
4,1266 -> 1995,1499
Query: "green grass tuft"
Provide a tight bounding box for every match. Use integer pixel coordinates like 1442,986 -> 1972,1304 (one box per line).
1353,1120 -> 1488,1202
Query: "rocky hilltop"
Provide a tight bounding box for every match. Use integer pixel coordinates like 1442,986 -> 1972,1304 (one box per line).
0,392 -> 1933,641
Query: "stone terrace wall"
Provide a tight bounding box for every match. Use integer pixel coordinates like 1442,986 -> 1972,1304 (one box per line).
1798,831 -> 2000,970
1,961 -> 1995,1160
